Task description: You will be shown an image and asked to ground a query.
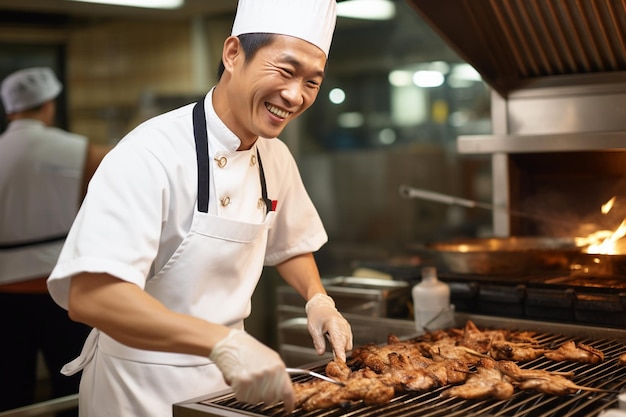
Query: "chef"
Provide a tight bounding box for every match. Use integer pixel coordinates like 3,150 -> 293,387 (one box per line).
46,0 -> 352,416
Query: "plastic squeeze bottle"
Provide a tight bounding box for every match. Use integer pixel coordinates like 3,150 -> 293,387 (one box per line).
412,266 -> 450,333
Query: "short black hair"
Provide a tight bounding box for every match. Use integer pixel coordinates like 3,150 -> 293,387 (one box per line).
217,33 -> 276,80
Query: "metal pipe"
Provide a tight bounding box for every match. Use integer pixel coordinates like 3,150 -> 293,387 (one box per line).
399,185 -> 573,227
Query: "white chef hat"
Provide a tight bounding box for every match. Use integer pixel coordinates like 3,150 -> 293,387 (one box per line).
231,0 -> 338,57
1,67 -> 62,114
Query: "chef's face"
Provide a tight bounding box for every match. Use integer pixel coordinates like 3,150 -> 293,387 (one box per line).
222,34 -> 327,149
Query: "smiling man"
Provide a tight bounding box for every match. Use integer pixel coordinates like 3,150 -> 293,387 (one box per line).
46,1 -> 353,417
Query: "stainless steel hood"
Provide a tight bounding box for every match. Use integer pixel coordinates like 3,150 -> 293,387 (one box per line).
406,0 -> 626,97
405,0 -> 626,237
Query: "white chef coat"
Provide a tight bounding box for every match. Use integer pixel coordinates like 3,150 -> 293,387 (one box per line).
0,119 -> 87,284
47,90 -> 328,417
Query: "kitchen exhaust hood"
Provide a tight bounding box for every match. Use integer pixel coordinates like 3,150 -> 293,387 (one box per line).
406,0 -> 626,97
405,0 -> 626,153
405,0 -> 626,236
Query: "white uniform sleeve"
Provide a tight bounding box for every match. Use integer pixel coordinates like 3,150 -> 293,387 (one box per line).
48,139 -> 171,309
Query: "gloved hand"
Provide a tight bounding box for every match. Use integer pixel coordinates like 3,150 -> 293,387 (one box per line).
209,329 -> 295,412
305,293 -> 353,362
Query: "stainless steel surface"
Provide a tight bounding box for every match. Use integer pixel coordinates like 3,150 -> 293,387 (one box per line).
174,313 -> 626,417
458,131 -> 626,154
285,368 -> 345,386
0,394 -> 78,417
457,74 -> 626,154
277,276 -> 411,318
425,236 -> 580,275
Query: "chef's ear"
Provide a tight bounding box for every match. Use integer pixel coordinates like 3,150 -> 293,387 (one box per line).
222,36 -> 243,74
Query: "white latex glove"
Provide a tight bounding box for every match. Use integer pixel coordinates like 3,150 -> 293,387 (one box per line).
209,329 -> 295,412
305,293 -> 353,362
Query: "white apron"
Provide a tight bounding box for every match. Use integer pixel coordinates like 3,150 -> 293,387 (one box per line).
62,99 -> 277,417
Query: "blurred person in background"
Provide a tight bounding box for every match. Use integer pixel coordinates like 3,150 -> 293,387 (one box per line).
0,67 -> 109,416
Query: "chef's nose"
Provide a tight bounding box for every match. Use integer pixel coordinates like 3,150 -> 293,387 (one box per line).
281,81 -> 304,107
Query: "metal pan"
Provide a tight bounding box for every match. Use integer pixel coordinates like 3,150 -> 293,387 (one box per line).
569,252 -> 626,277
425,237 -> 582,275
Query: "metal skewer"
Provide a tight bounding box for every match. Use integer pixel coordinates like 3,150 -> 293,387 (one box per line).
286,368 -> 346,386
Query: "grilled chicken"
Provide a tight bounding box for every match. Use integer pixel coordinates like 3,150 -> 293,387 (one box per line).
351,341 -> 432,373
427,343 -> 487,366
441,358 -> 514,400
374,351 -> 470,392
293,379 -> 338,409
495,360 -> 573,379
295,362 -> 395,411
490,340 -> 546,361
543,341 -> 604,364
458,320 -> 517,353
494,360 -> 607,395
326,359 -> 352,381
292,321 -> 608,412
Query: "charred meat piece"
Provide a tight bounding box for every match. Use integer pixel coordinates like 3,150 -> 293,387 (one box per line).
356,349 -> 470,393
543,341 -> 604,364
441,358 -> 514,400
375,352 -> 439,392
490,340 -> 546,361
351,341 -> 431,373
495,360 -> 573,380
427,343 -> 487,367
458,320 -> 500,353
426,358 -> 470,387
293,379 -> 337,409
299,366 -> 395,411
494,360 -> 606,395
326,359 -> 352,381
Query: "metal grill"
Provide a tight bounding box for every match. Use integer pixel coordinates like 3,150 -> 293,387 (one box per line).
178,316 -> 626,417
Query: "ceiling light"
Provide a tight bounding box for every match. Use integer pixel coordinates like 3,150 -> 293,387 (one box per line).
328,88 -> 346,104
413,70 -> 445,88
68,0 -> 184,9
337,0 -> 396,20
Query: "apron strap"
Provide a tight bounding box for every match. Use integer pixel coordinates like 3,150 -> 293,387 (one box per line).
192,99 -> 210,213
192,98 -> 274,214
256,149 -> 274,213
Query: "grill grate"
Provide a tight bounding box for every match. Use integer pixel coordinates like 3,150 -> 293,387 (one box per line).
194,328 -> 626,417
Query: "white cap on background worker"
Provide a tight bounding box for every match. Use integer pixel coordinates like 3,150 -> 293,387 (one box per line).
1,67 -> 62,114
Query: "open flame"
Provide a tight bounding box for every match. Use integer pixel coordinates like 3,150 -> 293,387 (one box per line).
601,196 -> 616,214
575,196 -> 626,255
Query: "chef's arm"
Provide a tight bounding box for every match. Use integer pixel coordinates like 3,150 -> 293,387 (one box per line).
68,272 -> 229,356
276,253 -> 353,361
275,253 -> 325,299
67,272 -> 296,411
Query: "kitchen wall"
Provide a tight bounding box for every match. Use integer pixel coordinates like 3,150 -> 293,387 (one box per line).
0,14 -> 232,145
